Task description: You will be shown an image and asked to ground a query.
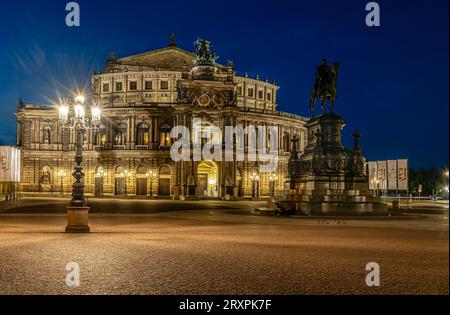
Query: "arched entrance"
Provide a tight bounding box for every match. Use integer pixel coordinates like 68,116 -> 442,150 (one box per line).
94,165 -> 105,197
158,165 -> 171,196
136,165 -> 148,196
196,161 -> 219,197
114,165 -> 126,196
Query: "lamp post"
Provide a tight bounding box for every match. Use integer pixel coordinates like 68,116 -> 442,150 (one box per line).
444,169 -> 449,200
58,170 -> 67,196
59,94 -> 101,233
375,179 -> 380,197
269,173 -> 278,198
250,172 -> 260,198
146,171 -> 154,197
123,170 -> 132,196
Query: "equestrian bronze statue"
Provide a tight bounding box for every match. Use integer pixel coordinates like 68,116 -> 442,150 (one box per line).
310,59 -> 340,114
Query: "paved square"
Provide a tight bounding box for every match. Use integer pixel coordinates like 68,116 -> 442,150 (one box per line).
0,199 -> 448,295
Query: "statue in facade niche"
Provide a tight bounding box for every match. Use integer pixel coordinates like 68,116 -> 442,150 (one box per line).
310,59 -> 340,114
43,128 -> 51,144
41,168 -> 51,185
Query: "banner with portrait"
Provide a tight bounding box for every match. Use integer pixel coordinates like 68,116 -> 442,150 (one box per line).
377,161 -> 387,190
368,162 -> 378,189
0,147 -> 21,182
387,160 -> 398,190
397,159 -> 408,191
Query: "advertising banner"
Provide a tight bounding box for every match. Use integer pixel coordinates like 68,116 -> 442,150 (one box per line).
0,147 -> 21,182
397,159 -> 408,191
377,161 -> 387,190
387,160 -> 398,190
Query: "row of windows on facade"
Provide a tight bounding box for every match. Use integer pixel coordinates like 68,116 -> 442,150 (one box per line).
102,80 -> 169,93
236,86 -> 273,101
42,125 -> 298,150
102,81 -> 273,102
40,125 -> 171,147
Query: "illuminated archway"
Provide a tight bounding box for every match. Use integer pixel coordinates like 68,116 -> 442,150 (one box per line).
196,161 -> 219,197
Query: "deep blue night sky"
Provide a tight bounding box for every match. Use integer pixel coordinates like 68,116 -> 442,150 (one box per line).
0,0 -> 448,168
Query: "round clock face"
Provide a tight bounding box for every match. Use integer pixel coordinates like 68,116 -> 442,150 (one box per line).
198,94 -> 210,106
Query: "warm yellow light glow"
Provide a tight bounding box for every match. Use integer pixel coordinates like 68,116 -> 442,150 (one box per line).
59,105 -> 69,121
96,170 -> 107,178
91,106 -> 101,122
100,134 -> 106,145
74,104 -> 85,118
75,95 -> 85,104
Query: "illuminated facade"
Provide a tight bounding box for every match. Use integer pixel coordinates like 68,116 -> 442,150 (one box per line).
15,37 -> 308,199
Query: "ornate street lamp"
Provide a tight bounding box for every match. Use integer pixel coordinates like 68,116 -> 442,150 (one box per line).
250,172 -> 260,198
58,170 -> 67,196
59,94 -> 101,233
375,179 -> 380,197
146,171 -> 154,198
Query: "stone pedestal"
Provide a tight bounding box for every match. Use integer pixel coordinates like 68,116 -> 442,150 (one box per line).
279,113 -> 387,215
173,185 -> 181,200
187,185 -> 197,197
65,206 -> 90,233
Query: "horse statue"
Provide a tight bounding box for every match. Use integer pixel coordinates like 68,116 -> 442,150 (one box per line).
310,59 -> 340,114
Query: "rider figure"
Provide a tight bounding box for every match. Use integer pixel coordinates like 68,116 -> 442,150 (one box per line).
315,59 -> 331,93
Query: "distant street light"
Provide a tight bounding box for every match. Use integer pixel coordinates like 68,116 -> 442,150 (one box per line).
250,172 -> 260,199
444,169 -> 449,200
375,179 -> 380,197
269,173 -> 278,198
58,170 -> 66,196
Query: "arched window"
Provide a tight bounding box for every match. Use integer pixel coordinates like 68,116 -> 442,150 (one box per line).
136,123 -> 150,145
95,165 -> 106,177
115,124 -> 127,145
115,165 -> 125,176
283,132 -> 290,151
159,165 -> 171,175
94,128 -> 107,146
160,124 -> 171,147
136,165 -> 148,175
